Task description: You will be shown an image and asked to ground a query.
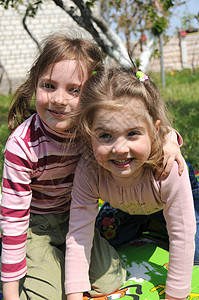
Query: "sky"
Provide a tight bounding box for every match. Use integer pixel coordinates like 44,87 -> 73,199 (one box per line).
168,0 -> 199,35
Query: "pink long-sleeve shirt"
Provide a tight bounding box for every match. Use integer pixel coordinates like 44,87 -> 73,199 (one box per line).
65,157 -> 196,298
0,113 -> 81,282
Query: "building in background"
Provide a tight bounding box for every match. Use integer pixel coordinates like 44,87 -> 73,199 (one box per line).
0,1 -> 90,94
0,2 -> 199,94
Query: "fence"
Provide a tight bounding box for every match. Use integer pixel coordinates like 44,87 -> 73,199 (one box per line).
148,31 -> 199,72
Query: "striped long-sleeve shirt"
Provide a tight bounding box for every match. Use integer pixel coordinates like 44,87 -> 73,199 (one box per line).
0,113 -> 81,282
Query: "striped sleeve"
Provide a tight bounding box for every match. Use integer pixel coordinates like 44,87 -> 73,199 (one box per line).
0,135 -> 33,282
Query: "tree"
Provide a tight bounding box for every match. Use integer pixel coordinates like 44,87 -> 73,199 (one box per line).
180,12 -> 199,31
99,0 -> 185,70
0,0 -> 185,71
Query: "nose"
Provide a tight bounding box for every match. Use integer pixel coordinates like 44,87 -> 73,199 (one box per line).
50,89 -> 68,106
112,137 -> 130,154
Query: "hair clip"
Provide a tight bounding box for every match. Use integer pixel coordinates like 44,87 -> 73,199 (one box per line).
136,71 -> 149,82
92,71 -> 98,75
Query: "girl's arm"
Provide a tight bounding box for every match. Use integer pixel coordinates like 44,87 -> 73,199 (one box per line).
159,129 -> 184,179
67,293 -> 83,300
162,160 -> 196,299
165,295 -> 186,300
65,159 -> 99,296
1,136 -> 32,285
3,281 -> 20,300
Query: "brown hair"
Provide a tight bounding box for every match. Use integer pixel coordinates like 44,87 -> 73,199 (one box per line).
79,65 -> 171,173
8,33 -> 103,131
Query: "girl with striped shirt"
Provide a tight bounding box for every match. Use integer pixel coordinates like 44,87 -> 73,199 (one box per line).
0,34 -> 184,300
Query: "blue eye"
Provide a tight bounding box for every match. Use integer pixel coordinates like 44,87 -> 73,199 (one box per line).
41,82 -> 55,91
99,133 -> 112,140
128,131 -> 137,137
97,133 -> 113,143
68,87 -> 80,96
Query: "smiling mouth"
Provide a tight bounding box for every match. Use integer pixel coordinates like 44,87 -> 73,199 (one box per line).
111,158 -> 133,167
48,109 -> 69,116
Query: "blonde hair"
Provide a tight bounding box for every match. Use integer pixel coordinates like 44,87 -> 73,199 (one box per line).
79,65 -> 171,174
8,33 -> 103,131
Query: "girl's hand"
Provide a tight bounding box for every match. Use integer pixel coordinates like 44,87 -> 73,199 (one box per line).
161,140 -> 184,178
156,130 -> 184,179
3,280 -> 20,300
165,293 -> 186,300
67,292 -> 83,300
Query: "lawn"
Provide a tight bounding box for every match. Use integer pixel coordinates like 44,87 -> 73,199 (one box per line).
0,94 -> 11,185
152,69 -> 199,171
0,68 -> 199,185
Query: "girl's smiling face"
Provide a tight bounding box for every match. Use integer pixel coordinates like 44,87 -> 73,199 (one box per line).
36,59 -> 87,133
91,106 -> 159,178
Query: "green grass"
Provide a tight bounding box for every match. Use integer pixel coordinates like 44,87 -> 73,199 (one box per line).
151,68 -> 199,171
0,68 -> 199,184
0,94 -> 11,184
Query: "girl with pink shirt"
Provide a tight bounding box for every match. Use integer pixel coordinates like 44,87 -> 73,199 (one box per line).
0,33 -> 184,300
65,65 -> 197,300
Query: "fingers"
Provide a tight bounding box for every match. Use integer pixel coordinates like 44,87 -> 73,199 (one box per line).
155,155 -> 184,180
175,155 -> 184,176
160,141 -> 184,179
161,158 -> 174,179
161,156 -> 184,179
166,142 -> 184,176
